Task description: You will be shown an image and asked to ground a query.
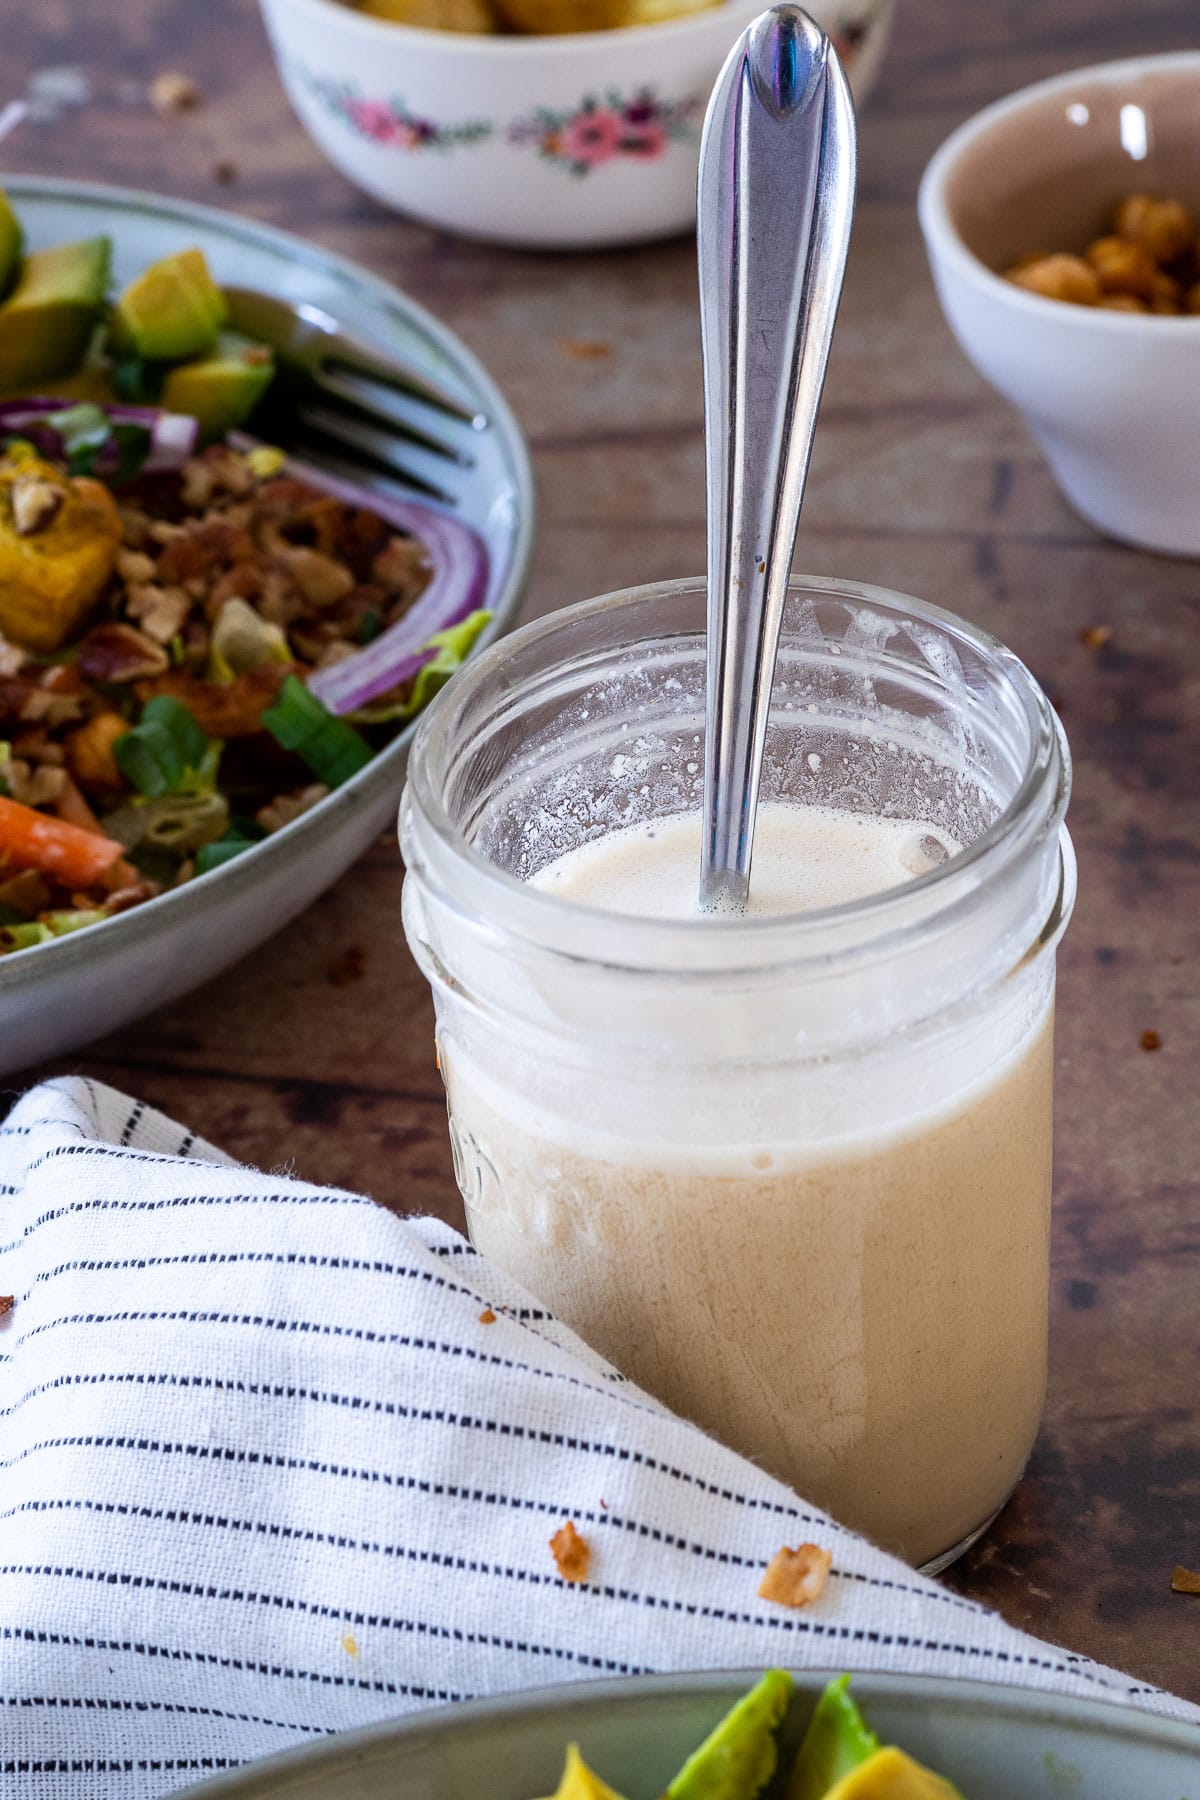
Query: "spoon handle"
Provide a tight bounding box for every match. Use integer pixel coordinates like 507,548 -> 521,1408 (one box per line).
697,5 -> 856,912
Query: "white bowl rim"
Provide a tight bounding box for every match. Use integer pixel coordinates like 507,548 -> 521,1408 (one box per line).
0,174 -> 534,1001
917,48 -> 1200,338
274,0 -> 774,58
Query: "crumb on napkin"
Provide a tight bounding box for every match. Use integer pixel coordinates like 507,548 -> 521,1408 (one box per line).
550,1520 -> 590,1584
478,1307 -> 496,1324
1171,1565 -> 1200,1594
758,1543 -> 832,1608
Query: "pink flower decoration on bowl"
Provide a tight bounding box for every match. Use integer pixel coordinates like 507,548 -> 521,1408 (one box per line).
621,118 -> 668,160
561,108 -> 624,167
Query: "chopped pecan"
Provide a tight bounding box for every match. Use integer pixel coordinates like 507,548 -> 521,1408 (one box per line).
77,622 -> 170,684
256,782 -> 329,835
136,663 -> 291,736
156,518 -> 257,584
278,545 -> 355,609
126,583 -> 192,645
0,869 -> 52,915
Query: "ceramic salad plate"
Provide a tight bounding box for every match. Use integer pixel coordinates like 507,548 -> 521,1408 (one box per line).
169,1668 -> 1200,1798
0,177 -> 533,1074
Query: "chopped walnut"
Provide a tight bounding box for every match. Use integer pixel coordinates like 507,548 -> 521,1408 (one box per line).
549,1520 -> 590,1585
0,1296 -> 12,1319
757,1543 -> 833,1608
116,548 -> 156,585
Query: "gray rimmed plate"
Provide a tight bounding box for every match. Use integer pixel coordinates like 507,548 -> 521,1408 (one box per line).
168,1669 -> 1200,1798
0,178 -> 533,1074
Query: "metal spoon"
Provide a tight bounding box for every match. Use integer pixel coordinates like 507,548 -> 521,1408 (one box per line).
697,4 -> 857,913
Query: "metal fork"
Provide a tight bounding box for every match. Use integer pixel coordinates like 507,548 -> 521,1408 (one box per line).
223,287 -> 489,507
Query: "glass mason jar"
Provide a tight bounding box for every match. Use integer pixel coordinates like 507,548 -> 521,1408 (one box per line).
400,576 -> 1074,1572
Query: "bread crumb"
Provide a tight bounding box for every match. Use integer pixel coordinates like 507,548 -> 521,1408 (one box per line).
150,72 -> 203,114
0,1296 -> 12,1318
559,338 -> 612,360
478,1307 -> 496,1324
1140,1029 -> 1162,1052
550,1520 -> 590,1584
1171,1565 -> 1200,1594
758,1542 -> 832,1608
1079,624 -> 1112,651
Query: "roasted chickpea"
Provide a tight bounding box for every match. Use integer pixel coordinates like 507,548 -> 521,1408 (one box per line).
1149,270 -> 1183,314
1007,253 -> 1101,305
1098,293 -> 1147,313
1084,234 -> 1157,299
1114,193 -> 1195,266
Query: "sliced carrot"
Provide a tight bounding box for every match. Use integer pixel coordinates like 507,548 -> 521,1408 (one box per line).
0,795 -> 125,888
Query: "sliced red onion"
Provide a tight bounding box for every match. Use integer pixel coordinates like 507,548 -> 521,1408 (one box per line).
0,396 -> 199,476
229,436 -> 489,717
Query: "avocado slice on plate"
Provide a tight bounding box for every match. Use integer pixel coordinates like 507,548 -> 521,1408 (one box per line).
159,331 -> 275,441
0,190 -> 22,299
108,246 -> 229,362
666,1669 -> 794,1800
0,235 -> 110,389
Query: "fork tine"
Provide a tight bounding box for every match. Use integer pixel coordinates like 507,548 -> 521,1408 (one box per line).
310,369 -> 475,467
223,286 -> 486,427
279,404 -> 460,505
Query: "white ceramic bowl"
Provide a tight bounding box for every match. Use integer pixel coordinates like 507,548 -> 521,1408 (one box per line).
257,0 -> 895,249
918,53 -> 1200,558
0,180 -> 533,1077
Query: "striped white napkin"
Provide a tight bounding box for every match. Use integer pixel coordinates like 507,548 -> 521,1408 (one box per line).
0,1076 -> 1194,1799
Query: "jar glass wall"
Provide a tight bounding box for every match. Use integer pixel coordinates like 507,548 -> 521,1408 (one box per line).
400,576 -> 1074,1570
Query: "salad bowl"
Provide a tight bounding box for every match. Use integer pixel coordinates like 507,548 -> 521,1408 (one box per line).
169,1668 -> 1200,1798
0,179 -> 533,1075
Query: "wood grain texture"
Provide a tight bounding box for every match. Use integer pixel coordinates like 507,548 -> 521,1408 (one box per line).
3,0 -> 1198,1703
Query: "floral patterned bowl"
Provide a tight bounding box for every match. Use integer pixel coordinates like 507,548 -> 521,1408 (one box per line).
257,0 -> 895,248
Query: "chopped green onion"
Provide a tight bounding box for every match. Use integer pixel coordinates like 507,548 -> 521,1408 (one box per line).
113,695 -> 209,797
46,402 -> 111,466
112,359 -> 165,405
168,633 -> 186,667
358,608 -> 382,645
0,901 -> 26,927
0,921 -> 52,952
45,909 -> 107,937
195,833 -> 258,876
261,675 -> 372,789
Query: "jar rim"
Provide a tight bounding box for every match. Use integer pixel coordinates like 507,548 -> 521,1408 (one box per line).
403,574 -> 1071,975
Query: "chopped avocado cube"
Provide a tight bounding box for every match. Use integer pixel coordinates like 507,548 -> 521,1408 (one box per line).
544,1744 -> 628,1800
108,247 -> 229,362
0,235 -> 111,389
667,1670 -> 794,1800
0,190 -> 22,299
160,331 -> 274,441
822,1747 -> 963,1800
785,1676 -> 880,1800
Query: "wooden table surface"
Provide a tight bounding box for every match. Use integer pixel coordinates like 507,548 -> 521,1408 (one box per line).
5,0 -> 1198,1708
